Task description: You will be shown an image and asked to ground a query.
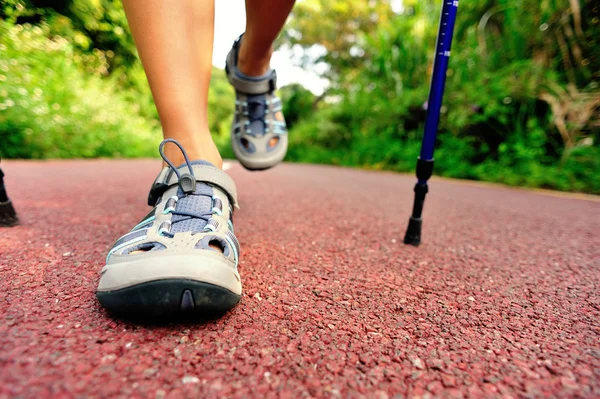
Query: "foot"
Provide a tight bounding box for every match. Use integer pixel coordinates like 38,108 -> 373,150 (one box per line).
96,139 -> 242,318
225,34 -> 288,171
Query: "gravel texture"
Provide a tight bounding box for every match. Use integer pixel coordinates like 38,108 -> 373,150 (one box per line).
1,160 -> 599,398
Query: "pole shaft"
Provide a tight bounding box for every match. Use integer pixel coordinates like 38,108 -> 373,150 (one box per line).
405,0 -> 458,246
419,0 -> 459,165
0,168 -> 8,203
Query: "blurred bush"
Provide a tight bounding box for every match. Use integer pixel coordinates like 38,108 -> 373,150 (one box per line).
0,20 -> 160,158
0,0 -> 234,159
283,0 -> 600,193
279,84 -> 317,130
0,0 -> 598,194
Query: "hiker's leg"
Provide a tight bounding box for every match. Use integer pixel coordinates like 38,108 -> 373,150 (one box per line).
122,0 -> 221,168
238,0 -> 296,77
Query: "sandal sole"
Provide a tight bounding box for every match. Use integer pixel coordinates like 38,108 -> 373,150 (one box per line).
96,279 -> 241,319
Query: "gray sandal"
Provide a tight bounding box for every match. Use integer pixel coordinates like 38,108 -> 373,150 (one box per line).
97,139 -> 242,318
225,35 -> 288,171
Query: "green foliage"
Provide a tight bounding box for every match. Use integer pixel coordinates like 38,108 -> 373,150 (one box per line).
279,84 -> 317,129
63,0 -> 136,69
209,68 -> 235,160
1,0 -> 137,70
0,21 -> 160,158
283,0 -> 396,85
0,2 -> 236,160
283,0 -> 600,194
1,0 -> 598,195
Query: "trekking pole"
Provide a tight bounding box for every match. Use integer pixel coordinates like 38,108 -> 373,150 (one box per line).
0,166 -> 19,227
404,0 -> 458,246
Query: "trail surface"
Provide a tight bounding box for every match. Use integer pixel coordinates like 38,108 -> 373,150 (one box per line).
1,160 -> 599,398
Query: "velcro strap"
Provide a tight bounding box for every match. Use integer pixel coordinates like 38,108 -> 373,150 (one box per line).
148,165 -> 240,209
229,69 -> 277,95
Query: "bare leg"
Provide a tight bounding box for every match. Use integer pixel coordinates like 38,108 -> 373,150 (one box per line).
238,0 -> 296,77
122,0 -> 222,168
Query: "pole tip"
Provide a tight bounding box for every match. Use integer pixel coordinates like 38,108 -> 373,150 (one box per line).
403,216 -> 422,246
0,199 -> 19,227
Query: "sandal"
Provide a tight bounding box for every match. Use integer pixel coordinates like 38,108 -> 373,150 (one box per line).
225,34 -> 288,171
97,139 -> 242,317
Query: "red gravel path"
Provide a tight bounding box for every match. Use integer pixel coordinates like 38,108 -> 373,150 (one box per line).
1,160 -> 599,398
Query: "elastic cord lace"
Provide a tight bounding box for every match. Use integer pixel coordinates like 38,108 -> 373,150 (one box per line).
158,139 -> 214,237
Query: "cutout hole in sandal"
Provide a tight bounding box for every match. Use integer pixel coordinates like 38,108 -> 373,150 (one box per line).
208,239 -> 226,253
240,137 -> 251,150
268,136 -> 280,149
127,242 -> 165,255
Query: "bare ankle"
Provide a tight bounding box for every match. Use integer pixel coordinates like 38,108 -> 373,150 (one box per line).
162,134 -> 223,170
237,41 -> 273,77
